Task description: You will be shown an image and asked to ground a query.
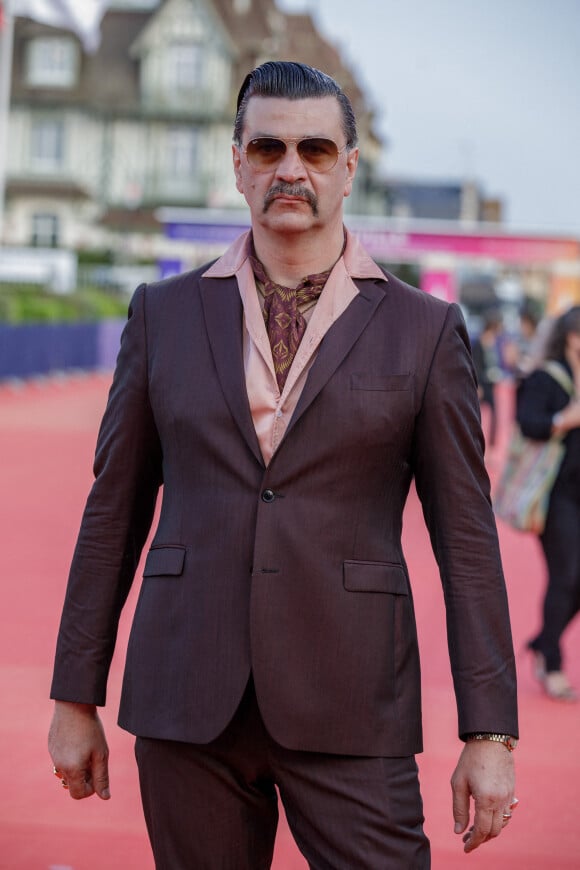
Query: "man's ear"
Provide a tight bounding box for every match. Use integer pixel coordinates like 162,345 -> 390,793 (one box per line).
344,147 -> 359,198
232,144 -> 244,193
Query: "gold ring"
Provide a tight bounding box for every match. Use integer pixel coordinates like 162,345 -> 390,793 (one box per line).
502,812 -> 512,820
53,766 -> 68,788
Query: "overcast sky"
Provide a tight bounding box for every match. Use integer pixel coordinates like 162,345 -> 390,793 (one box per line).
279,0 -> 580,237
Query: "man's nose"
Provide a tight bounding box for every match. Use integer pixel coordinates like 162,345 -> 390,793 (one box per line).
276,143 -> 306,179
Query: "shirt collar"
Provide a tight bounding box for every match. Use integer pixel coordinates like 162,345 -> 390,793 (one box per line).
202,228 -> 387,283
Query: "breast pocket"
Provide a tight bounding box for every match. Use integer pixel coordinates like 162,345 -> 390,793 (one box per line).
348,373 -> 414,448
350,373 -> 412,392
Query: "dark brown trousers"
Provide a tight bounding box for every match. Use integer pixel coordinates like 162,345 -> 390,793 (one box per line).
135,679 -> 430,869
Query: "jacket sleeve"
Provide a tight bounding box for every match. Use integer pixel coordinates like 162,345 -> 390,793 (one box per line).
412,303 -> 518,739
51,284 -> 163,705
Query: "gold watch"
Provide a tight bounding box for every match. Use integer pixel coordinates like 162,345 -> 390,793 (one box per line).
465,732 -> 518,752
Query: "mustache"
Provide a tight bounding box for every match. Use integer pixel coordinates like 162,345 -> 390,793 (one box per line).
263,183 -> 318,215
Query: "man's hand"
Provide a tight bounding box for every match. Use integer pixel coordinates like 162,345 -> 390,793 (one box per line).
48,701 -> 110,801
451,739 -> 516,853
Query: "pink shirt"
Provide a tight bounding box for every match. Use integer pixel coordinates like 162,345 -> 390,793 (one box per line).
203,229 -> 386,465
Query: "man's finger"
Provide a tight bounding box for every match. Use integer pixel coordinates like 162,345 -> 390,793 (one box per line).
92,753 -> 111,800
463,807 -> 494,853
451,776 -> 470,834
490,808 -> 505,838
500,799 -> 517,827
63,767 -> 96,801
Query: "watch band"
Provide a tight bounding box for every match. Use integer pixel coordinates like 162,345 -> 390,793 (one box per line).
465,732 -> 518,751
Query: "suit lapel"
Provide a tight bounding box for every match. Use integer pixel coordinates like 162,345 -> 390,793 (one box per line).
285,278 -> 387,438
200,275 -> 264,467
200,274 -> 386,464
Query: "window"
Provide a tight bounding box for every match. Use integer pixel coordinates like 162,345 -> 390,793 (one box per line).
167,45 -> 203,92
31,213 -> 59,248
30,119 -> 65,169
26,38 -> 78,88
166,128 -> 199,180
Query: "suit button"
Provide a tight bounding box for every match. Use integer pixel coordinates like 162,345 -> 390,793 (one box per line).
261,489 -> 276,503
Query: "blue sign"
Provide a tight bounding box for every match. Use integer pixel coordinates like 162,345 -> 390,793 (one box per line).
164,222 -> 250,243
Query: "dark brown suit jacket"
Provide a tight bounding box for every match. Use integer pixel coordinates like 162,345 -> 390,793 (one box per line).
51,262 -> 518,756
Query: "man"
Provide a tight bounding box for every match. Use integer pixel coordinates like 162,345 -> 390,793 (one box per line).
49,61 -> 518,868
471,309 -> 505,451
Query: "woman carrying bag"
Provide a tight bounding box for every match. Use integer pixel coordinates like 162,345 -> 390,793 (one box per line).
517,305 -> 580,701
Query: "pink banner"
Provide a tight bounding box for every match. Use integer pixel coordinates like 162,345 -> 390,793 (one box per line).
354,228 -> 580,264
421,269 -> 457,302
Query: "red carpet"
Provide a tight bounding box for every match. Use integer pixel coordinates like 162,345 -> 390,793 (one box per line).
0,375 -> 578,869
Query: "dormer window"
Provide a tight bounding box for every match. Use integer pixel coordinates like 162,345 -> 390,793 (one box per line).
26,38 -> 79,89
167,44 -> 203,92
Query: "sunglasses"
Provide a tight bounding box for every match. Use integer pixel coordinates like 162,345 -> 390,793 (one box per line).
243,136 -> 347,173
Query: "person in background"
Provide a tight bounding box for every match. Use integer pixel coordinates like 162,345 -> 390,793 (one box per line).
471,309 -> 504,451
48,61 -> 518,868
511,301 -> 541,382
517,305 -> 580,701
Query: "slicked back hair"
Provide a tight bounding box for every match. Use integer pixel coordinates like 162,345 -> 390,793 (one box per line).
233,61 -> 358,150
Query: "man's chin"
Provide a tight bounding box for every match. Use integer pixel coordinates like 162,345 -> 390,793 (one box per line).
259,210 -> 319,233
264,198 -> 316,215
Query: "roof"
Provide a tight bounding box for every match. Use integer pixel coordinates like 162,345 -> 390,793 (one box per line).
6,178 -> 91,200
98,206 -> 162,231
11,12 -> 150,109
10,1 -> 382,158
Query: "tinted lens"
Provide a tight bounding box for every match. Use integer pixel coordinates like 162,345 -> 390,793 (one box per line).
245,137 -> 340,172
246,138 -> 286,169
297,138 -> 339,171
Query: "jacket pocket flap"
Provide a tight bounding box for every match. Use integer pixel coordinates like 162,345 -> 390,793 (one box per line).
351,373 -> 412,391
143,546 -> 186,577
343,561 -> 408,594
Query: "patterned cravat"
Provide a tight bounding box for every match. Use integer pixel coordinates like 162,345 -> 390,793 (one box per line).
250,255 -> 332,391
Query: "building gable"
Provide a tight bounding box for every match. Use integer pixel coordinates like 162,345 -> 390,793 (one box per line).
129,0 -> 235,114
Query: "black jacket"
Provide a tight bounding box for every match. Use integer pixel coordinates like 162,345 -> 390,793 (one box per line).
517,359 -> 580,489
